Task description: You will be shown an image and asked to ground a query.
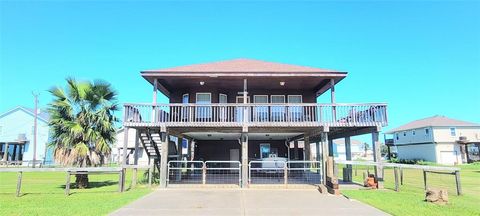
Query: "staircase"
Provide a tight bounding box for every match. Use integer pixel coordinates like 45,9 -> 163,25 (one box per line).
137,128 -> 179,172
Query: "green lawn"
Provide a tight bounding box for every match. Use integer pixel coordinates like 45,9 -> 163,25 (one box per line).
341,163 -> 480,216
0,169 -> 152,216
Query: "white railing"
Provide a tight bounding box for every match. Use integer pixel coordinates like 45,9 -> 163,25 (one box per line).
123,102 -> 388,127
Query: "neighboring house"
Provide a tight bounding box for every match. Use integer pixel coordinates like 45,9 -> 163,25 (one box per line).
332,139 -> 373,160
0,106 -> 53,165
122,58 -> 388,188
385,115 -> 480,165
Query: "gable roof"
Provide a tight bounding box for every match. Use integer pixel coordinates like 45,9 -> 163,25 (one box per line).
0,106 -> 50,123
143,58 -> 342,73
386,115 -> 480,134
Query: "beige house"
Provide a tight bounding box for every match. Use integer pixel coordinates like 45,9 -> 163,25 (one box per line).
386,115 -> 480,165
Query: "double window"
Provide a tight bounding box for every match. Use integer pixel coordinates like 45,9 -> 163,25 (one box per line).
450,127 -> 456,137
270,95 -> 286,121
253,95 -> 268,121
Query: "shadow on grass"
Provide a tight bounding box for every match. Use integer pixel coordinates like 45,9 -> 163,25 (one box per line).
58,180 -> 118,189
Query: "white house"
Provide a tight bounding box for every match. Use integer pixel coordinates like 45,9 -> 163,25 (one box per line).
386,115 -> 480,165
332,139 -> 373,160
0,106 -> 53,165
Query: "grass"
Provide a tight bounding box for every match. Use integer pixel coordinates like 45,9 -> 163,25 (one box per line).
0,169 -> 152,216
341,163 -> 480,216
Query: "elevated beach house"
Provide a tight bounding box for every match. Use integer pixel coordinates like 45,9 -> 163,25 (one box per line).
122,58 -> 388,191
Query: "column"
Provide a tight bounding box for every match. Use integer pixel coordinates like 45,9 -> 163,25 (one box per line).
187,139 -> 193,161
241,133 -> 248,188
372,131 -> 384,188
12,144 -> 18,161
315,141 -> 321,162
293,140 -> 299,160
344,136 -> 352,182
304,136 -> 311,160
3,143 -> 9,162
159,131 -> 169,188
134,130 -> 140,165
176,137 -> 184,181
328,139 -> 334,157
321,134 -> 329,184
122,128 -> 129,166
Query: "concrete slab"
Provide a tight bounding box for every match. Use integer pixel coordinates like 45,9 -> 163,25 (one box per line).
110,188 -> 388,216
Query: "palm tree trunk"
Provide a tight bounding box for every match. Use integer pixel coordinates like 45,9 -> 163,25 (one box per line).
75,174 -> 89,189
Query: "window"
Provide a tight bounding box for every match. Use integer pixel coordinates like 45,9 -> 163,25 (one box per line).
403,131 -> 406,136
260,143 -> 271,159
253,95 -> 268,121
288,95 -> 303,121
196,93 -> 211,119
425,128 -> 429,135
412,130 -> 416,136
219,94 -> 228,121
450,127 -> 456,137
182,94 -> 189,104
396,133 -> 399,140
181,94 -> 189,120
219,94 -> 228,103
271,95 -> 285,121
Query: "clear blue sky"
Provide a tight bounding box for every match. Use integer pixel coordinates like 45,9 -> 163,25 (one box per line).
1,1 -> 479,135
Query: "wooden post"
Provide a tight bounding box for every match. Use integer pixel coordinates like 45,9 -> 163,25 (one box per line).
423,170 -> 427,190
400,167 -> 404,185
241,133 -> 249,188
148,162 -> 153,187
394,167 -> 399,192
304,136 -> 310,161
3,143 -> 9,162
344,136 -> 352,182
330,79 -> 336,120
294,140 -> 299,160
16,171 -> 22,197
321,133 -> 329,184
176,137 -> 184,181
284,165 -> 288,187
65,171 -> 71,196
455,171 -> 462,195
372,131 -> 384,188
131,168 -> 137,188
118,169 -> 124,192
159,130 -> 169,188
202,163 -> 206,185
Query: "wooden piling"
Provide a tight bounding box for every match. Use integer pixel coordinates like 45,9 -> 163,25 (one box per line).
65,171 -> 71,196
16,171 -> 22,197
455,171 -> 462,195
393,167 -> 399,192
423,170 -> 427,190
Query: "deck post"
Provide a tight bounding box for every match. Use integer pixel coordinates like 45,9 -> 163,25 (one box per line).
152,78 -> 158,122
330,79 -> 336,120
343,136 -> 352,182
423,170 -> 427,190
176,136 -> 184,181
315,141 -> 321,165
3,143 -> 9,162
159,129 -> 169,188
394,167 -> 399,192
372,130 -> 384,188
187,138 -> 193,161
16,171 -> 22,197
455,171 -> 462,195
65,171 -> 71,196
241,133 -> 249,188
400,167 -> 404,185
148,160 -> 153,187
304,136 -> 310,161
321,132 -> 329,185
294,140 -> 299,160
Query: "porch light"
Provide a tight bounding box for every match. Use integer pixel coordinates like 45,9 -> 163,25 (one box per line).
200,81 -> 205,86
280,81 -> 285,86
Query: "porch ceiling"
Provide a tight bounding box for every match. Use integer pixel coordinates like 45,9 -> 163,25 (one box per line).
184,132 -> 302,141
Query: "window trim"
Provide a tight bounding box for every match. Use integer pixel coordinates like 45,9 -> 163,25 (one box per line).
219,93 -> 228,104
270,95 -> 285,104
195,92 -> 212,103
287,95 -> 303,104
253,95 -> 269,103
450,127 -> 457,137
182,93 -> 189,104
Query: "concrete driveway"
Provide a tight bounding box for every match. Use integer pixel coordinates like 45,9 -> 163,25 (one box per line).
111,188 -> 388,216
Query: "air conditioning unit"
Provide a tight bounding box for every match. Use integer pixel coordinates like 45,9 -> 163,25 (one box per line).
17,133 -> 27,143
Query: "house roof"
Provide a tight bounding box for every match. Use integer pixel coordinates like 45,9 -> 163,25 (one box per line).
0,106 -> 50,123
386,115 -> 480,134
143,58 -> 342,73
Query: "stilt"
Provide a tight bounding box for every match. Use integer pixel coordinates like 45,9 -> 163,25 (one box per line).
159,130 -> 169,188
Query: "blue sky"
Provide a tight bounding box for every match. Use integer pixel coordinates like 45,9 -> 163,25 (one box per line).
1,0 -> 479,136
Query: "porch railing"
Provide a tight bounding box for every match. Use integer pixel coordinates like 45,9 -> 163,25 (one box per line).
123,102 -> 387,127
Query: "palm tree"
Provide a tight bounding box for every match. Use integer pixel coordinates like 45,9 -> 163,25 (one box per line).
48,78 -> 118,188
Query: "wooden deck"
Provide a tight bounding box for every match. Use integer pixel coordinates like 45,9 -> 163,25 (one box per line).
123,103 -> 388,128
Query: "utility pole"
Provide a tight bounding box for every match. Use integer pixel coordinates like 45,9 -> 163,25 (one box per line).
32,92 -> 39,168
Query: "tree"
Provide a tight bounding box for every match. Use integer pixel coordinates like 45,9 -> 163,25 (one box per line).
48,78 -> 118,188
363,142 -> 370,157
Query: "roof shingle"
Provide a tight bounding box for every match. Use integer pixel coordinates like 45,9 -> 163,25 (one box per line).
386,115 -> 480,133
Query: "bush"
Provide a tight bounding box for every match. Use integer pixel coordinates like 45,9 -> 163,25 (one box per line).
390,158 -> 435,165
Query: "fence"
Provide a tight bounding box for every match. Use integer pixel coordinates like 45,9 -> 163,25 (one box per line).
287,161 -> 322,185
167,161 -> 204,185
205,161 -> 241,185
336,160 -> 462,195
249,160 -> 286,185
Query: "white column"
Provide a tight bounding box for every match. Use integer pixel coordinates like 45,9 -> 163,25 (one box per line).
159,131 -> 169,188
241,133 -> 248,188
372,131 -> 384,188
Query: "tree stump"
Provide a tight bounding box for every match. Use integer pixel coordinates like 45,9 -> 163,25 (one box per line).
425,188 -> 449,204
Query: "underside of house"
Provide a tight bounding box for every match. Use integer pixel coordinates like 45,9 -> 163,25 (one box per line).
122,59 -> 388,192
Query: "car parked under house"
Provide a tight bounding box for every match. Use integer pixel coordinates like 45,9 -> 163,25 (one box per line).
121,58 -> 388,192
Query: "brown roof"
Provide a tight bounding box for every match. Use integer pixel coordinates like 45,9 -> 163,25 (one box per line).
143,58 -> 341,73
386,115 -> 480,133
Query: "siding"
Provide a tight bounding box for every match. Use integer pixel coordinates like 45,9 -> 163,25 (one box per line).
396,143 -> 437,162
194,140 -> 288,161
